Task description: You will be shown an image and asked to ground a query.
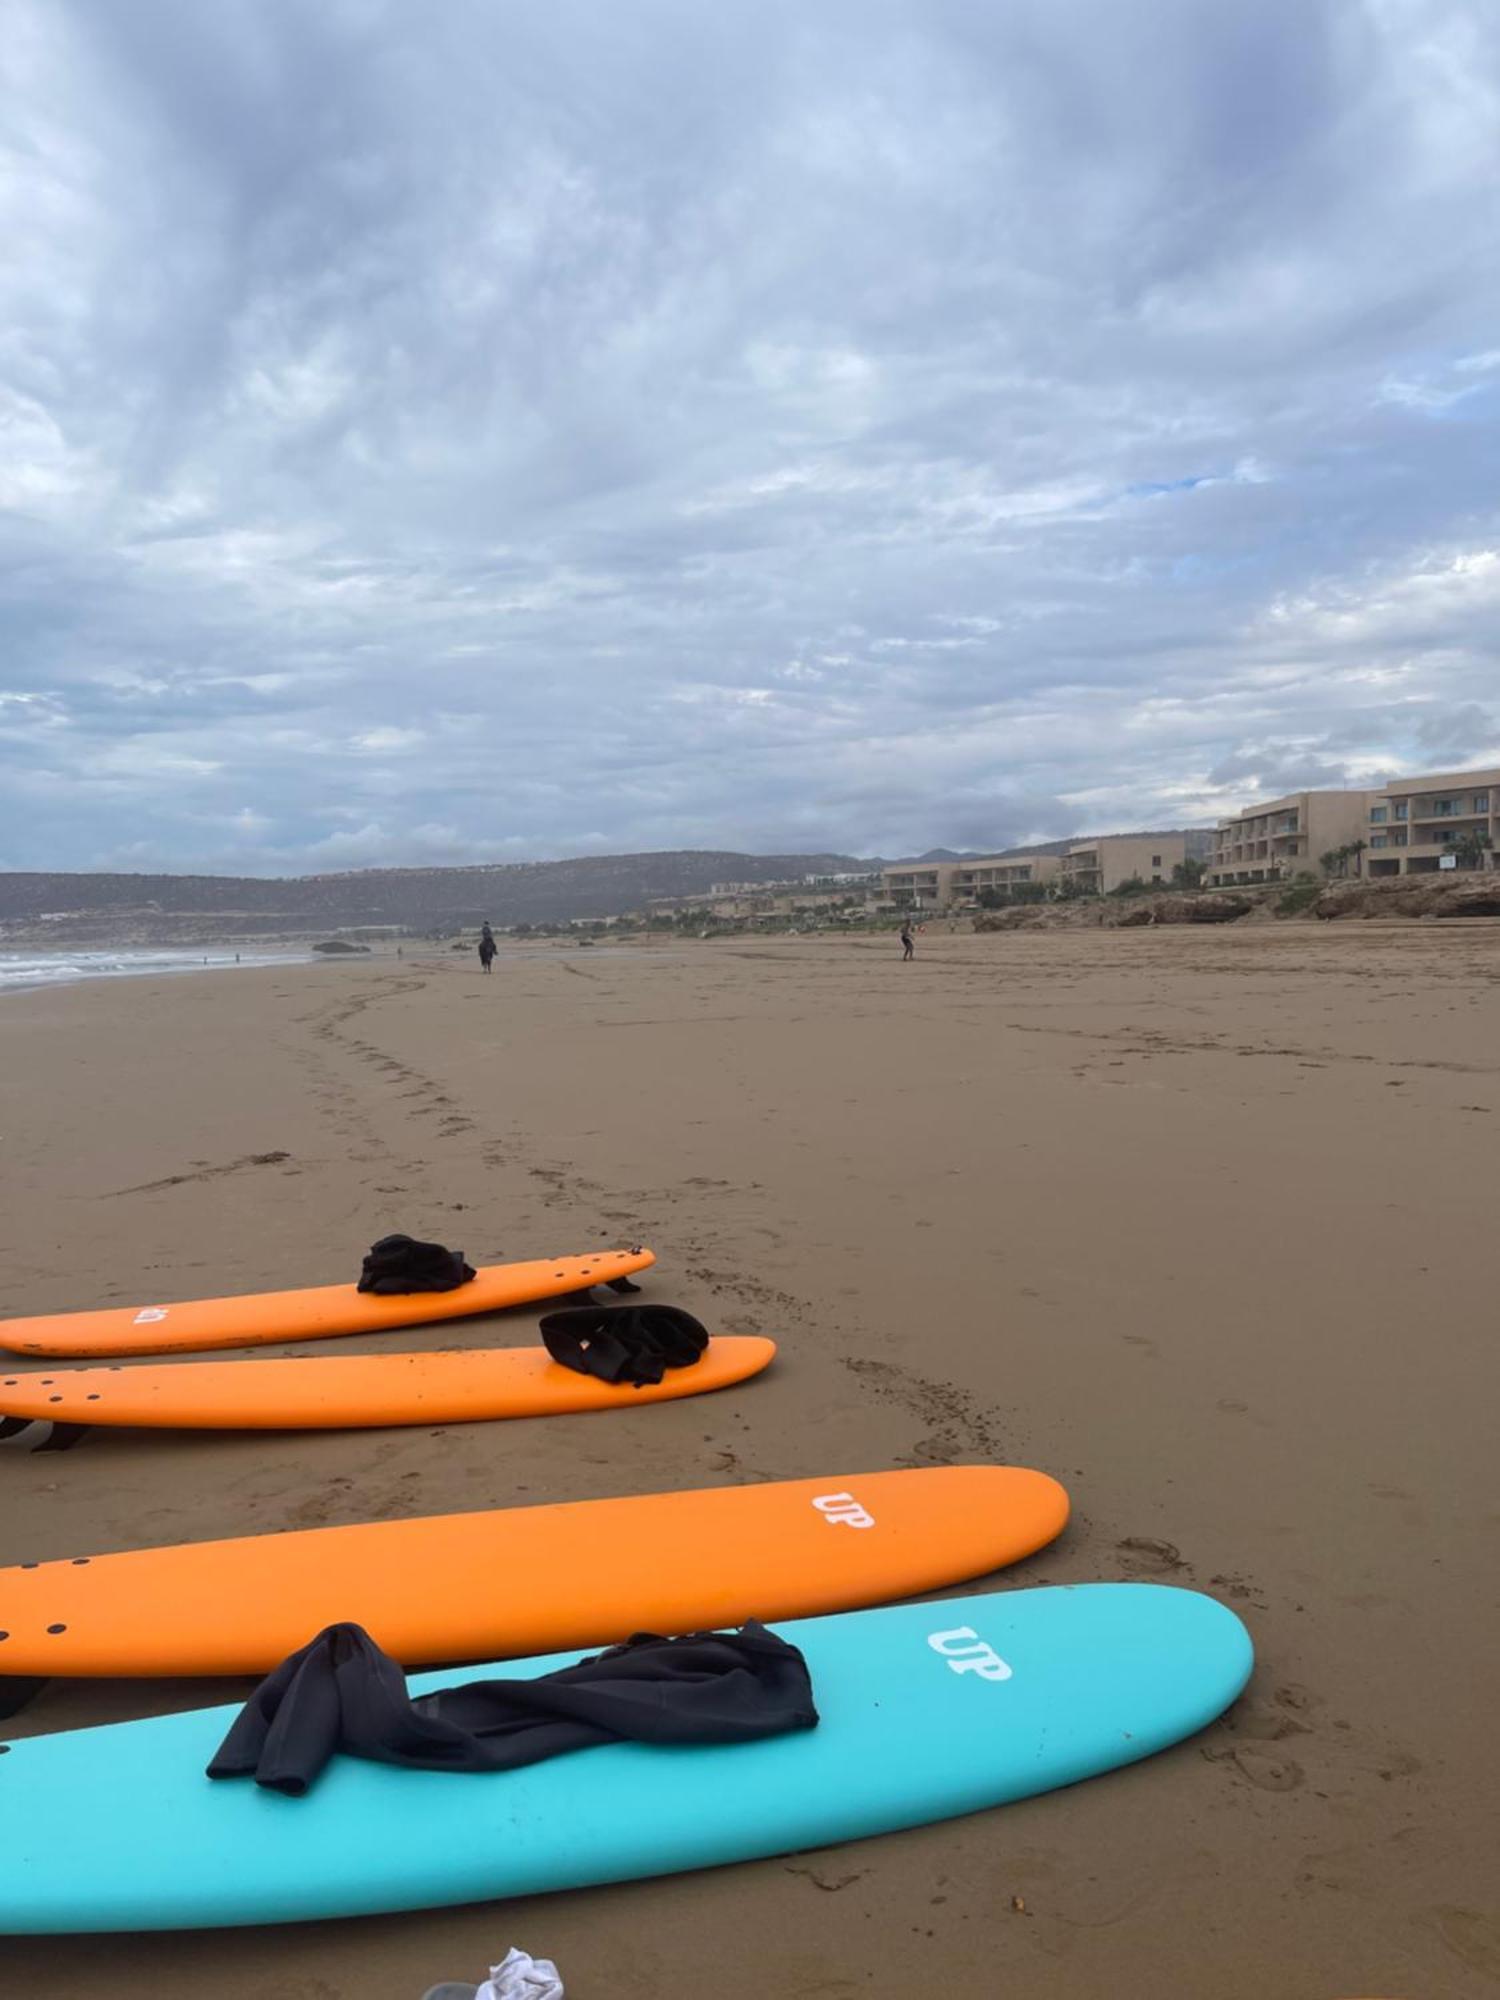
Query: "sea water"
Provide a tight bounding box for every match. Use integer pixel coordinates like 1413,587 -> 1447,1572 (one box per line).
0,948 -> 310,993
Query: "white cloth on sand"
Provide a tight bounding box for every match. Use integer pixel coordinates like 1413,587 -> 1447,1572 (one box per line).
476,1948 -> 565,2000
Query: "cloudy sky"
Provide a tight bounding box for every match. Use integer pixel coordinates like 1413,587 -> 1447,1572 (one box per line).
2,0 -> 1498,874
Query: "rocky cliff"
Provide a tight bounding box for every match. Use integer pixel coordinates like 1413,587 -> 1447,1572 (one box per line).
973,873 -> 1500,931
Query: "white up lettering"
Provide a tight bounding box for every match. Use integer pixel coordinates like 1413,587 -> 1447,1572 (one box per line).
927,1626 -> 1013,1681
811,1491 -> 875,1530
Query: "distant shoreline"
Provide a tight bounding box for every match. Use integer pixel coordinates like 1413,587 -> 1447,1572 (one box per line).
0,947 -> 316,996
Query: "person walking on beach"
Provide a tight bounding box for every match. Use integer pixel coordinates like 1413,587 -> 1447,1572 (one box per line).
478,923 -> 497,974
900,919 -> 915,961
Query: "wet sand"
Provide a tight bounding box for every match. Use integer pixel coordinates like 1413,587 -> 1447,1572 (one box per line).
2,926 -> 1497,1998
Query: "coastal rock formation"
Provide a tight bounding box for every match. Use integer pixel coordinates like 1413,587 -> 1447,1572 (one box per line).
973,874 -> 1500,934
1313,875 -> 1500,920
975,891 -> 1254,932
972,907 -> 1051,932
1150,893 -> 1253,924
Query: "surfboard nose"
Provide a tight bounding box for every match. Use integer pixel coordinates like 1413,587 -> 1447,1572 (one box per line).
914,1462 -> 1071,1564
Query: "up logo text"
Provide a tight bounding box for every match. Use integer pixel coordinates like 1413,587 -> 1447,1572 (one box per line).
926,1626 -> 1013,1681
810,1491 -> 875,1530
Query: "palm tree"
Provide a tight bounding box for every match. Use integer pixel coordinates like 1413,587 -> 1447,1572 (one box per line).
1453,829 -> 1493,870
1349,838 -> 1367,877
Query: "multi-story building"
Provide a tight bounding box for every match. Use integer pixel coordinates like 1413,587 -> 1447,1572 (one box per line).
1061,833 -> 1188,896
1207,791 -> 1371,886
879,862 -> 960,911
1364,767 -> 1499,875
881,854 -> 1065,907
950,853 -> 1062,902
886,837 -> 1204,907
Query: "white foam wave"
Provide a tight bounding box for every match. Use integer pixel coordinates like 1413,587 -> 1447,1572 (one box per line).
0,949 -> 307,993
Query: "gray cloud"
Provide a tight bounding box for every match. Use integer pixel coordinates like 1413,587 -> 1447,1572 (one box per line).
2,0 -> 1499,871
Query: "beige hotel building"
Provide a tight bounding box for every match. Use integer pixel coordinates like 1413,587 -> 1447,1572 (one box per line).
1364,767 -> 1499,875
1061,833 -> 1188,895
883,836 -> 1187,907
880,855 -> 1060,908
880,767 -> 1498,909
1207,790 -> 1371,886
1209,769 -> 1499,884
950,853 -> 1062,899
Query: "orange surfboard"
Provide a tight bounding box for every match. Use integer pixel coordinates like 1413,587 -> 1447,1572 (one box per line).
0,1247 -> 656,1359
0,1466 -> 1069,1679
0,1336 -> 774,1431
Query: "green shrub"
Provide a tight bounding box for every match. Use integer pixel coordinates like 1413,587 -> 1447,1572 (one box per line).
1277,878 -> 1323,916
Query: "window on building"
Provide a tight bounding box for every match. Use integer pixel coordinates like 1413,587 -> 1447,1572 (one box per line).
1151,855 -> 1161,867
1371,835 -> 1388,849
1475,794 -> 1490,812
1370,807 -> 1387,823
1394,803 -> 1407,820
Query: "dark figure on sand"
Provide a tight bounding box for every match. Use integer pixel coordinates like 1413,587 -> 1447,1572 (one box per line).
478,923 -> 497,974
900,921 -> 914,961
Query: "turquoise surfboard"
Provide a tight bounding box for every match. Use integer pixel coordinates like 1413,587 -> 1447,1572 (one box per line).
0,1583 -> 1251,1933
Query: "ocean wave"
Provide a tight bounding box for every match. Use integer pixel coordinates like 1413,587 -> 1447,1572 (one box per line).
0,950 -> 307,992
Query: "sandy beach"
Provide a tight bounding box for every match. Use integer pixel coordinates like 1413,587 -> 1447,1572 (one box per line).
2,926 -> 1497,1999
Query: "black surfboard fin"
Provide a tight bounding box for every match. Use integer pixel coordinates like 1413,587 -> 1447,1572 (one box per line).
0,1417 -> 89,1453
33,1423 -> 88,1454
0,1677 -> 48,1721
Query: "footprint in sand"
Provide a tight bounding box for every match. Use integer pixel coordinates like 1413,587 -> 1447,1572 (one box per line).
1292,1841 -> 1374,1896
1223,1694 -> 1311,1744
1116,1536 -> 1185,1572
1429,1905 -> 1500,1979
1273,1681 -> 1319,1716
1209,1744 -> 1306,1792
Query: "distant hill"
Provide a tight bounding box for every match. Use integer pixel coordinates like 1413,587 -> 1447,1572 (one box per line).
897,830 -> 1214,866
0,850 -> 881,944
894,840 -> 1076,865
0,829 -> 1216,945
